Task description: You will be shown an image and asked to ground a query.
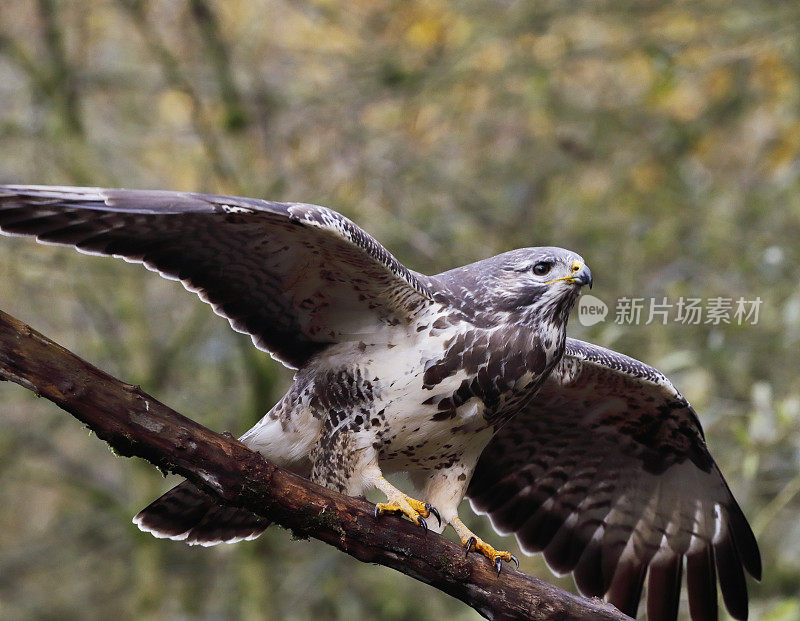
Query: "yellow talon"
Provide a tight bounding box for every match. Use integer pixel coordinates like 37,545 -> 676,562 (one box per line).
373,477 -> 440,530
452,517 -> 519,574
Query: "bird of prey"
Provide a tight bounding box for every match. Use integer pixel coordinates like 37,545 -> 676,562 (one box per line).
0,185 -> 760,620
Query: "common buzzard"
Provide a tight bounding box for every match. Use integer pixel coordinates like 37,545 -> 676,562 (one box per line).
0,186 -> 760,620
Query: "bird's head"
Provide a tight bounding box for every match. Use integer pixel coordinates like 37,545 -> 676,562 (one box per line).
434,246 -> 592,327
490,247 -> 591,318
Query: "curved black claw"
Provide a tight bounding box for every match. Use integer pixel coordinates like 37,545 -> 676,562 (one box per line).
425,503 -> 442,527
416,515 -> 428,532
464,536 -> 476,558
493,554 -> 519,575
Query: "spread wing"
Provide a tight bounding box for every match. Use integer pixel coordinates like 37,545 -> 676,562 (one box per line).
0,185 -> 434,368
467,338 -> 760,621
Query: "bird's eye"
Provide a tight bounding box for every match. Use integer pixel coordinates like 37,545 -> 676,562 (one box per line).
532,262 -> 552,276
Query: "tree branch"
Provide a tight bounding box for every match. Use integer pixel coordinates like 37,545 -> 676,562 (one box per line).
0,308 -> 630,621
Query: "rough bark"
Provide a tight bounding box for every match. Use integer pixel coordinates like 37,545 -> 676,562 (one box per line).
0,308 -> 630,621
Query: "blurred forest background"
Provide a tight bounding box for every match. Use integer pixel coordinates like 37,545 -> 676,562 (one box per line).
0,1 -> 798,619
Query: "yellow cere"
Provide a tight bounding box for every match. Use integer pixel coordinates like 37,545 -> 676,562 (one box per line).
544,260 -> 583,285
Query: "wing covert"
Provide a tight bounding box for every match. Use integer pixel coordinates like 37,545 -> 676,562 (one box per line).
467,338 -> 760,620
0,185 -> 435,368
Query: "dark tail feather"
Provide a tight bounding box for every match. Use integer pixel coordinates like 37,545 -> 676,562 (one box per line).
133,480 -> 270,546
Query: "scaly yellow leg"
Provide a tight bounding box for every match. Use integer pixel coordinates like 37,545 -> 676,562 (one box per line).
374,476 -> 441,531
451,516 -> 519,574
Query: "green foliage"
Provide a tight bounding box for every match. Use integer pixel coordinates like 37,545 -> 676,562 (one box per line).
0,1 -> 798,618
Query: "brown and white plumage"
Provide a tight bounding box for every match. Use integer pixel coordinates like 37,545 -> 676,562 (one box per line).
0,185 -> 759,620
468,339 -> 761,619
0,185 -> 434,368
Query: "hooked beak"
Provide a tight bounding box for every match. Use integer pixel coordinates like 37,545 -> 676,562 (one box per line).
545,260 -> 593,289
572,261 -> 593,289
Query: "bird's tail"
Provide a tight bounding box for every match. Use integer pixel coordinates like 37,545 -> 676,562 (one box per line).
132,480 -> 271,545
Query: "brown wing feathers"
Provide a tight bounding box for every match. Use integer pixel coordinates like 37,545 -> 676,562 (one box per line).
468,339 -> 760,620
0,186 -> 433,368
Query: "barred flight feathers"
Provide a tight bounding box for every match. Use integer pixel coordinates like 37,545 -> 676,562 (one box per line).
468,339 -> 760,620
0,185 -> 434,368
